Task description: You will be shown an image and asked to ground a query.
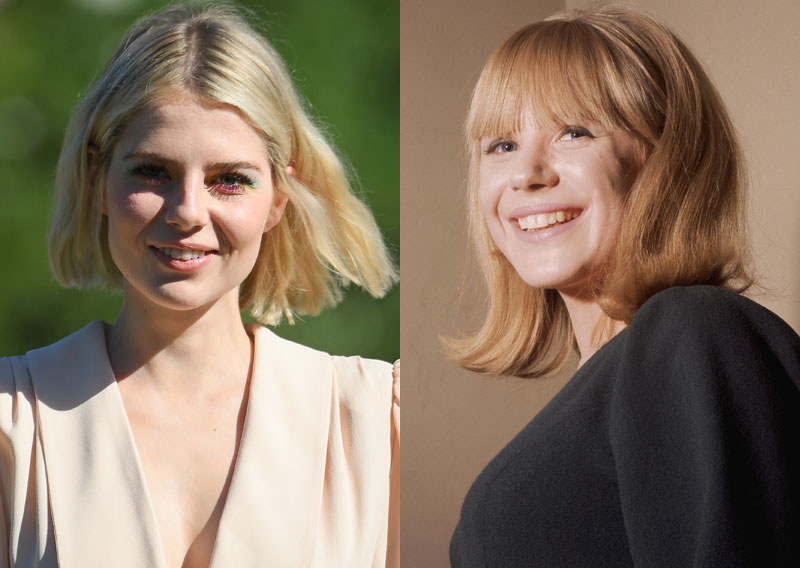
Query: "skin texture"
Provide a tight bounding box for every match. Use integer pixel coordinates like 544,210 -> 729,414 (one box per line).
478,118 -> 638,364
100,93 -> 287,568
104,96 -> 286,315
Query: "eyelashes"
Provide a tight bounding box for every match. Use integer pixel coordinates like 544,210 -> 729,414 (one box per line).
484,138 -> 519,154
210,172 -> 257,196
483,125 -> 596,154
127,163 -> 257,197
128,163 -> 169,182
484,139 -> 517,154
558,126 -> 594,142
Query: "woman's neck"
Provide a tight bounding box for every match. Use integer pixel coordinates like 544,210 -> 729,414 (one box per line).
558,291 -> 625,368
106,288 -> 253,393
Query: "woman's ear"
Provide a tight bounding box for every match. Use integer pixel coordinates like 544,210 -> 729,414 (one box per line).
263,164 -> 294,233
264,191 -> 289,233
86,144 -> 106,214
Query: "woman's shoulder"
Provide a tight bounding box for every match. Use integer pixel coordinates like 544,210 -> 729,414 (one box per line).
249,323 -> 393,371
603,286 -> 800,564
249,323 -> 397,403
1,321 -> 107,394
629,285 -> 800,355
609,285 -> 800,395
637,284 -> 791,325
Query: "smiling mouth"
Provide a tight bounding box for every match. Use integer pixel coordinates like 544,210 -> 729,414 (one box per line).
516,209 -> 582,231
155,246 -> 211,260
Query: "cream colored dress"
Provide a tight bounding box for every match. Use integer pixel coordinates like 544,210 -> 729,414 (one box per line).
0,321 -> 399,567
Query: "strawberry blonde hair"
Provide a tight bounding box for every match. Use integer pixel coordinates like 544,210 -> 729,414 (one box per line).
449,6 -> 751,378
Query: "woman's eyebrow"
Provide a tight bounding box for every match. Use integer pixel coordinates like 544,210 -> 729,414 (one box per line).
123,150 -> 174,163
206,161 -> 265,174
122,151 -> 265,175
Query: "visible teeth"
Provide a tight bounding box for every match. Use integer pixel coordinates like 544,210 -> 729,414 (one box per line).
159,247 -> 204,260
517,210 -> 579,231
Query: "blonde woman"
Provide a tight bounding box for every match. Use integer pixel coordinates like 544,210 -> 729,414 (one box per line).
449,6 -> 800,566
0,4 -> 398,567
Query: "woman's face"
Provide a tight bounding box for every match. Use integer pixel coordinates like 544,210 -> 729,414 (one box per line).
103,94 -> 288,313
478,117 -> 639,298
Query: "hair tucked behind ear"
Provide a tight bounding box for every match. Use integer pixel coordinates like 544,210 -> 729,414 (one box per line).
49,3 -> 396,324
446,5 -> 752,378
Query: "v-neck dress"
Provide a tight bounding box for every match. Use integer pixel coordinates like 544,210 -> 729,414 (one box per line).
0,321 -> 399,568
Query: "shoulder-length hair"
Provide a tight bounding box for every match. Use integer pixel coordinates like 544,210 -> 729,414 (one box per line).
449,6 -> 752,378
49,3 -> 396,324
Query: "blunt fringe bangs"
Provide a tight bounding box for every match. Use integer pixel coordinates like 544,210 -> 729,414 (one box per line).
448,6 -> 752,378
49,3 -> 396,324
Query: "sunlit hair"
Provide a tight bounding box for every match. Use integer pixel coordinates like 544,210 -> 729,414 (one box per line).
49,2 -> 396,324
448,5 -> 752,378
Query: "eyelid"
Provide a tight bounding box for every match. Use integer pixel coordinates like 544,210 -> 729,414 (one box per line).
484,138 -> 517,154
558,125 -> 595,141
207,171 -> 257,195
129,163 -> 172,180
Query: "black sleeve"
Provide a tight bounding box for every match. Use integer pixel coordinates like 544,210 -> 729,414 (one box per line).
609,287 -> 800,567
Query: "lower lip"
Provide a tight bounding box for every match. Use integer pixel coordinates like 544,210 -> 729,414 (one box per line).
511,213 -> 582,242
151,247 -> 215,272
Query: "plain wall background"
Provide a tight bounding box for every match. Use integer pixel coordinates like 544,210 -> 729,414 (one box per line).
401,0 -> 800,565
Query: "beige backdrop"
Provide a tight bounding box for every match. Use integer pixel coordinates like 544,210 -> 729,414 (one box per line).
400,0 -> 800,566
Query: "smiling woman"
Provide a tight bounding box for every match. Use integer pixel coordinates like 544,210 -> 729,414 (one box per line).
0,4 -> 398,567
477,120 -> 638,300
446,6 -> 800,567
100,97 -> 287,315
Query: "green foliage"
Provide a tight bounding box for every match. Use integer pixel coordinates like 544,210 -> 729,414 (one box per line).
0,0 -> 398,360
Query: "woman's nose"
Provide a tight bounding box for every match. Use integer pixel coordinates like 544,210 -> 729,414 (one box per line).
164,175 -> 209,231
510,147 -> 559,191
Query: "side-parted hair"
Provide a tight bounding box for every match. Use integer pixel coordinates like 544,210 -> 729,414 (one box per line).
449,6 -> 752,378
49,2 -> 396,324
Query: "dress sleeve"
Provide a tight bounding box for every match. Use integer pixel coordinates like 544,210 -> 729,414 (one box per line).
385,360 -> 400,568
608,287 -> 800,566
0,358 -> 15,568
330,354 -> 397,568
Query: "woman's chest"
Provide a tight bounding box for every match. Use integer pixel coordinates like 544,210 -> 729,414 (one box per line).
122,387 -> 247,568
451,375 -> 633,567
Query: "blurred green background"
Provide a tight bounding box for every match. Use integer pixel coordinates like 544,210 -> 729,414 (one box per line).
0,0 -> 398,360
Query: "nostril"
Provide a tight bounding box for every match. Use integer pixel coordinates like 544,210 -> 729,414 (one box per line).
512,183 -> 548,192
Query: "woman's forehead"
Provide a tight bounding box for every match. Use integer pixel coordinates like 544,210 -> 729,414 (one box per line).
110,96 -> 271,167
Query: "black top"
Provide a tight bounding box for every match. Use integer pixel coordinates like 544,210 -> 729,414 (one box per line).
450,286 -> 800,567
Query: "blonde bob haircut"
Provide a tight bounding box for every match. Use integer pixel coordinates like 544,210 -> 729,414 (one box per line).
49,3 -> 396,324
450,6 -> 752,378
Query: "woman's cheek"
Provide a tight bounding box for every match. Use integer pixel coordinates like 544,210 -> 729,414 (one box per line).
478,173 -> 501,227
226,201 -> 271,243
123,193 -> 161,222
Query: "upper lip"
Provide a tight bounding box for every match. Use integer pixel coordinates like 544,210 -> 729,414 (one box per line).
150,242 -> 217,252
508,204 -> 584,220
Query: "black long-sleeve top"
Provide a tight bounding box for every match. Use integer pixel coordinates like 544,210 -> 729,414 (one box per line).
450,286 -> 800,567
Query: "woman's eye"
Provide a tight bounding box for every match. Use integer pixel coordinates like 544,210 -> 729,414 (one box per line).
485,139 -> 517,154
209,172 -> 256,196
558,126 -> 594,142
130,164 -> 170,183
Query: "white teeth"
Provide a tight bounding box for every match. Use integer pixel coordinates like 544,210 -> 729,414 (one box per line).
159,247 -> 205,260
517,210 -> 579,231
